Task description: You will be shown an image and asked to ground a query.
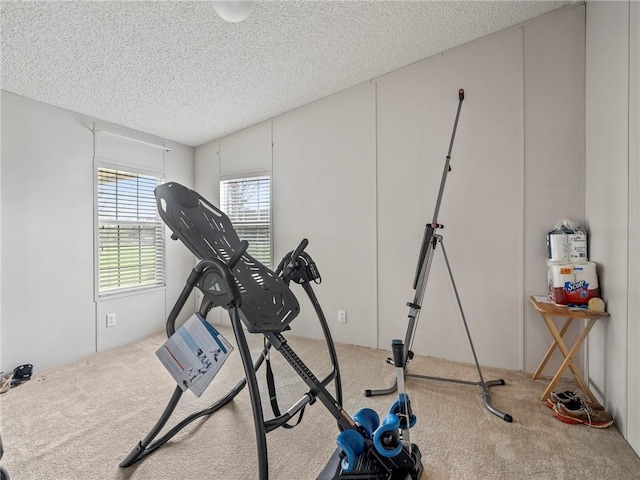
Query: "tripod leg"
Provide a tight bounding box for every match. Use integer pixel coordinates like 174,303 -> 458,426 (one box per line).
364,378 -> 398,397
365,227 -> 437,398
439,238 -> 512,422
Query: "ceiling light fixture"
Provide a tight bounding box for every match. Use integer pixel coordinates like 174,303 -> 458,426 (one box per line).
212,1 -> 253,23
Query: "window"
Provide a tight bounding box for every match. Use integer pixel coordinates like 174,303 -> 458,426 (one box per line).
220,175 -> 271,267
97,167 -> 165,296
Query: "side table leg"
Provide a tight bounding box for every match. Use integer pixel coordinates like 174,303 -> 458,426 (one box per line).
532,316 -> 573,380
540,318 -> 599,404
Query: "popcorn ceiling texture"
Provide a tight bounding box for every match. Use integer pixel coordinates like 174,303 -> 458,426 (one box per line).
1,1 -> 569,147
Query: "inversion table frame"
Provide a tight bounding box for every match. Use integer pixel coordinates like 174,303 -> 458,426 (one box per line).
120,182 -> 423,480
365,89 -> 513,423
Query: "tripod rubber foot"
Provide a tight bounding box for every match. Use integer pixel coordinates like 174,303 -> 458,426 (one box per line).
364,389 -> 372,397
498,379 -> 506,385
504,414 -> 513,423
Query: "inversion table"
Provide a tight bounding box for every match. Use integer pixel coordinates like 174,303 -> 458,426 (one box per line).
120,182 -> 423,480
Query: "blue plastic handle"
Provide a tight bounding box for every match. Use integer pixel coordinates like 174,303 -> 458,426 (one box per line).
373,413 -> 402,458
389,393 -> 417,429
353,408 -> 380,439
336,429 -> 366,473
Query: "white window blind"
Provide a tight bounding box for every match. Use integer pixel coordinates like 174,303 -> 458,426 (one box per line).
97,168 -> 165,295
220,175 -> 271,267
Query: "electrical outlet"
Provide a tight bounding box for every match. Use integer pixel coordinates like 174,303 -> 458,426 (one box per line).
106,313 -> 117,328
338,310 -> 347,323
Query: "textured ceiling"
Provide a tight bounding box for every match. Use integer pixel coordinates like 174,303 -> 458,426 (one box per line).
1,1 -> 571,147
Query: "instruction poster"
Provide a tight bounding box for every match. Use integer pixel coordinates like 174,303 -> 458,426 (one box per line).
156,313 -> 233,397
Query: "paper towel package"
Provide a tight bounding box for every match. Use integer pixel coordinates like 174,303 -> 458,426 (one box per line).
547,261 -> 600,305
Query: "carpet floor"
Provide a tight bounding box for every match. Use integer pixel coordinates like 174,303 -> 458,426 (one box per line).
1,325 -> 639,479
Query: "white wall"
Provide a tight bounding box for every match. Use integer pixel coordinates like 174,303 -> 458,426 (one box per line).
0,94 -> 5,374
376,22 -> 525,368
195,5 -> 587,372
220,122 -> 272,177
194,140 -> 220,201
1,92 -> 96,371
164,142 -> 198,331
0,92 -> 195,372
628,0 -> 640,455
522,5 -> 586,374
273,85 -> 377,347
193,140 -> 221,325
586,0 -> 639,455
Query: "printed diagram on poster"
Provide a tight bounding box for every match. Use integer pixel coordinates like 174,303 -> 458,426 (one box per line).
156,313 -> 233,397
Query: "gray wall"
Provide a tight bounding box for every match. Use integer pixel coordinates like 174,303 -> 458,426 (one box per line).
376,24 -> 525,369
585,0 -> 639,455
0,92 -> 195,372
2,92 -> 95,371
273,86 -> 377,347
522,4 -> 586,375
196,5 -> 586,374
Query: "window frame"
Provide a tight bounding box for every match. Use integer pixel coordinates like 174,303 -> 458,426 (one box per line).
94,161 -> 166,300
219,171 -> 273,268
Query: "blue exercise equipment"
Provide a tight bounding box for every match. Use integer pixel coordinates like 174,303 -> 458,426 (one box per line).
373,414 -> 403,458
353,407 -> 379,439
390,393 -> 417,429
335,430 -> 366,473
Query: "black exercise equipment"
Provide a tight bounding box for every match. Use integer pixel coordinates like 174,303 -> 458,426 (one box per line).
365,89 -> 513,423
0,432 -> 9,480
120,181 -> 423,479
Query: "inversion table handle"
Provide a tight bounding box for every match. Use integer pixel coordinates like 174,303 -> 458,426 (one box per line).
392,339 -> 405,369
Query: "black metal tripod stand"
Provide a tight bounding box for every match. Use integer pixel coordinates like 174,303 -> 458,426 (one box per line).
365,89 -> 512,423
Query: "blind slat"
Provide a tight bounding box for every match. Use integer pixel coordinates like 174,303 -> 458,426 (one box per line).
98,167 -> 165,295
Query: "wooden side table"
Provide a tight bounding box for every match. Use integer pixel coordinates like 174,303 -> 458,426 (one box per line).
529,295 -> 608,408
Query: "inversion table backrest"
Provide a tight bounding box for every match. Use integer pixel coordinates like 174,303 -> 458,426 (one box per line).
155,182 -> 300,333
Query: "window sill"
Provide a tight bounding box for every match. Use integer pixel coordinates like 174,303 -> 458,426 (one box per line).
97,284 -> 166,302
